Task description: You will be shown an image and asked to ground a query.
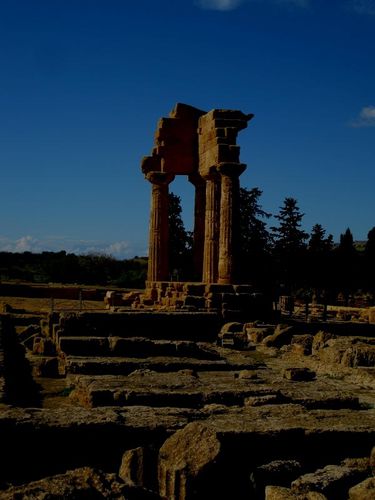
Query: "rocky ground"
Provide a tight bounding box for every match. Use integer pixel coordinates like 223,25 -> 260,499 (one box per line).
0,308 -> 374,499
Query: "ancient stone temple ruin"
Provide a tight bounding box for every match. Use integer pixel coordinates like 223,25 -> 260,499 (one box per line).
0,104 -> 374,500
141,103 -> 256,314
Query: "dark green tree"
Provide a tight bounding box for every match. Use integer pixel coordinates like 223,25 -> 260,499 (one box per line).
364,227 -> 375,295
309,224 -> 334,253
271,197 -> 309,292
334,228 -> 359,304
307,224 -> 335,301
168,192 -> 193,280
239,187 -> 271,253
339,227 -> 355,253
365,227 -> 375,256
271,197 -> 308,252
238,187 -> 272,285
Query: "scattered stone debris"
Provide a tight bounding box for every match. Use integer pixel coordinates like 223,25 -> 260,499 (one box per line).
283,367 -> 316,381
0,305 -> 374,499
0,467 -> 158,499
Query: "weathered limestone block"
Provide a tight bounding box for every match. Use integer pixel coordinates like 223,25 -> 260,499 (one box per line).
158,421 -> 221,499
291,459 -> 370,498
221,293 -> 240,307
119,446 -> 145,486
370,446 -> 375,474
341,344 -> 375,367
183,295 -> 206,309
182,283 -> 206,296
245,323 -> 275,343
283,368 -> 316,381
291,335 -> 313,356
219,321 -> 247,347
265,486 -> 327,499
263,325 -> 295,348
33,336 -> 56,355
244,394 -> 282,406
349,477 -> 375,499
316,337 -> 375,368
279,295 -> 294,314
18,324 -> 41,345
1,303 -> 13,313
122,291 -> 141,305
205,292 -> 222,309
237,369 -> 259,380
250,459 -> 302,495
317,338 -> 352,365
0,466 -> 158,499
233,284 -> 254,293
205,283 -> 234,294
30,355 -> 59,377
220,322 -> 243,333
312,331 -> 334,355
104,290 -> 131,308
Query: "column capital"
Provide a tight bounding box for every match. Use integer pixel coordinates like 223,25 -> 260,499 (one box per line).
146,171 -> 175,185
200,167 -> 220,182
217,162 -> 246,177
188,172 -> 205,187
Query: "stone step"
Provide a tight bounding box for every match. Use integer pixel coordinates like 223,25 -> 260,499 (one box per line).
55,311 -> 221,341
58,336 -> 220,359
63,356 -> 261,376
69,372 -> 278,408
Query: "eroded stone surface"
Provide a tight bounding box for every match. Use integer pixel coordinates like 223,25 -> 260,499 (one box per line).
0,467 -> 158,499
158,422 -> 221,499
1,308 -> 375,499
349,477 -> 375,499
291,459 -> 370,498
265,485 -> 327,499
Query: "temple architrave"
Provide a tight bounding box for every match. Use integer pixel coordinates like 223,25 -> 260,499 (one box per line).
141,103 -> 257,315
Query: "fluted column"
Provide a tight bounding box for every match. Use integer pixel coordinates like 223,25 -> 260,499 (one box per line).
217,163 -> 246,284
202,173 -> 221,283
188,173 -> 206,281
146,172 -> 175,282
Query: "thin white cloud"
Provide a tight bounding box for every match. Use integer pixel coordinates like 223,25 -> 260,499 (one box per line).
0,235 -> 46,253
79,241 -> 134,258
276,0 -> 310,7
196,0 -> 310,11
105,241 -> 131,257
196,0 -> 244,10
350,106 -> 375,127
348,0 -> 375,15
14,236 -> 38,252
0,236 -> 141,259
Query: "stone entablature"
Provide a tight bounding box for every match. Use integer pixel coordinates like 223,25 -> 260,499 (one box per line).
141,103 -> 253,289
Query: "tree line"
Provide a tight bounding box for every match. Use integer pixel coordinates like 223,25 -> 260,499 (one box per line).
169,189 -> 375,304
1,189 -> 374,304
0,251 -> 147,288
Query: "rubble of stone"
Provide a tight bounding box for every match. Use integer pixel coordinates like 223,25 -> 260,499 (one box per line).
1,307 -> 374,499
0,467 -> 159,499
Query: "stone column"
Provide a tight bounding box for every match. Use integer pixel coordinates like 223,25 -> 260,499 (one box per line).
189,173 -> 206,281
146,171 -> 175,282
217,163 -> 246,285
202,173 -> 221,283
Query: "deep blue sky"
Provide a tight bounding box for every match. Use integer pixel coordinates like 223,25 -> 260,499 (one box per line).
1,0 -> 374,258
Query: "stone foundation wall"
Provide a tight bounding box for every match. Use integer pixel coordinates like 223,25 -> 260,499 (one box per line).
140,281 -> 273,322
